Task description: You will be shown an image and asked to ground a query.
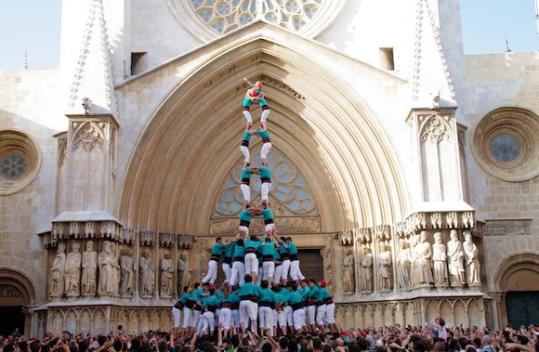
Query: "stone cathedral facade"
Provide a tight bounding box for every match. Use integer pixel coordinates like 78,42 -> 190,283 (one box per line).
1,0 -> 539,337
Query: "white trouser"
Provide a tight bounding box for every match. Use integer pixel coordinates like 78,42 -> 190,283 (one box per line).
232,309 -> 240,327
257,264 -> 263,284
240,146 -> 250,165
205,311 -> 216,333
242,110 -> 252,124
202,259 -> 218,284
325,303 -> 335,324
316,304 -> 326,326
239,300 -> 258,330
261,142 -> 272,161
229,261 -> 245,286
190,309 -> 201,328
260,109 -> 270,125
281,259 -> 291,281
262,261 -> 275,281
261,182 -> 271,203
196,311 -> 215,335
273,264 -> 282,284
240,184 -> 250,203
172,307 -> 181,328
259,306 -> 273,331
219,307 -> 232,331
290,260 -> 305,281
244,253 -> 258,275
272,309 -> 278,328
306,305 -> 316,325
277,308 -> 288,328
293,308 -> 305,330
222,262 -> 231,283
183,307 -> 192,328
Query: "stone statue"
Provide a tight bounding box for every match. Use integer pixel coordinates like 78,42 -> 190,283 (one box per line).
49,243 -> 66,298
359,246 -> 373,292
177,254 -> 191,292
160,253 -> 174,298
64,242 -> 82,297
463,231 -> 481,286
81,241 -> 97,296
447,230 -> 465,287
415,231 -> 433,286
408,235 -> 418,287
98,241 -> 120,296
396,238 -> 411,289
119,250 -> 134,296
432,232 -> 448,287
342,251 -> 355,293
140,251 -> 155,297
378,242 -> 393,291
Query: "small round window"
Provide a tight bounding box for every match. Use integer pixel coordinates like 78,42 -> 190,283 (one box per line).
489,134 -> 520,162
0,130 -> 41,195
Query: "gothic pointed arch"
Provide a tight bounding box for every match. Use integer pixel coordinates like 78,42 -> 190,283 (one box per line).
119,34 -> 409,234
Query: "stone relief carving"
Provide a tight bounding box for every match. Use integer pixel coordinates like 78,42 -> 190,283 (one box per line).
378,241 -> 393,291
447,229 -> 465,287
342,251 -> 355,294
81,241 -> 97,296
49,243 -> 66,298
463,231 -> 481,286
414,231 -> 433,287
177,254 -> 191,292
98,241 -> 119,296
396,237 -> 411,290
160,253 -> 174,298
119,250 -> 134,296
72,121 -> 105,151
64,242 -> 82,297
140,251 -> 155,297
432,232 -> 448,288
359,245 -> 373,293
483,219 -> 531,237
0,285 -> 21,297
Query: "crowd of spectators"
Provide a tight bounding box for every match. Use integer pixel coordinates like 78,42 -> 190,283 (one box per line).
2,319 -> 538,352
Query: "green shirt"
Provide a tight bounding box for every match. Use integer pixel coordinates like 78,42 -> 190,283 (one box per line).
239,209 -> 252,223
256,129 -> 271,140
316,287 -> 330,303
287,242 -> 298,255
260,167 -> 272,180
245,238 -> 261,251
259,288 -> 275,303
232,241 -> 245,258
224,290 -> 240,304
238,282 -> 261,300
211,242 -> 224,256
274,289 -> 289,305
262,208 -> 274,222
288,289 -> 303,305
242,131 -> 252,142
224,242 -> 235,258
261,241 -> 276,257
241,168 -> 252,180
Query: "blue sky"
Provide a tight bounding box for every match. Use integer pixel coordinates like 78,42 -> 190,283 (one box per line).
0,0 -> 538,70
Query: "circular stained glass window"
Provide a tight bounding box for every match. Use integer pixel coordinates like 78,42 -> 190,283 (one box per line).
0,153 -> 28,180
489,134 -> 520,162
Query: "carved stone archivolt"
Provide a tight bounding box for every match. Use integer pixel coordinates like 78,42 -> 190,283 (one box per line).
71,121 -> 106,151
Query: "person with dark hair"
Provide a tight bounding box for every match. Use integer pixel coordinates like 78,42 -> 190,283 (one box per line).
288,282 -> 305,334
222,240 -> 235,284
230,236 -> 246,286
244,235 -> 262,282
258,280 -> 276,337
286,237 -> 304,282
238,274 -> 261,332
202,237 -> 224,284
278,237 -> 290,284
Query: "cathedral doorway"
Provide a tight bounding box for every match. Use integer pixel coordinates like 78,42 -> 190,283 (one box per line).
506,291 -> 539,327
0,269 -> 36,336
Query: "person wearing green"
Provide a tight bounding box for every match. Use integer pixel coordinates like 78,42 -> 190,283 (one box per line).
262,206 -> 275,236
240,127 -> 253,166
244,235 -> 262,281
288,282 -> 306,333
242,78 -> 270,130
305,279 -> 319,330
274,285 -> 290,335
240,166 -> 257,208
197,285 -> 220,336
239,207 -> 253,236
258,280 -> 275,336
202,237 -> 224,284
219,286 -> 239,336
261,235 -> 278,284
229,237 -> 246,286
315,280 -> 334,330
256,128 -> 272,167
222,240 -> 235,284
259,165 -> 272,207
287,237 -> 305,281
238,274 -> 262,332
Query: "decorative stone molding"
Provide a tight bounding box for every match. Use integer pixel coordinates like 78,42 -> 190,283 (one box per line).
71,121 -> 106,151
420,114 -> 452,143
56,133 -> 67,168
0,129 -> 42,195
51,221 -> 122,241
471,107 -> 539,182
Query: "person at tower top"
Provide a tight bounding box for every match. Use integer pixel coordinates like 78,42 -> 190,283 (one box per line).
242,78 -> 270,130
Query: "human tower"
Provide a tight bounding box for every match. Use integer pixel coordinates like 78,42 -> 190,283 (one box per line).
172,80 -> 336,340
